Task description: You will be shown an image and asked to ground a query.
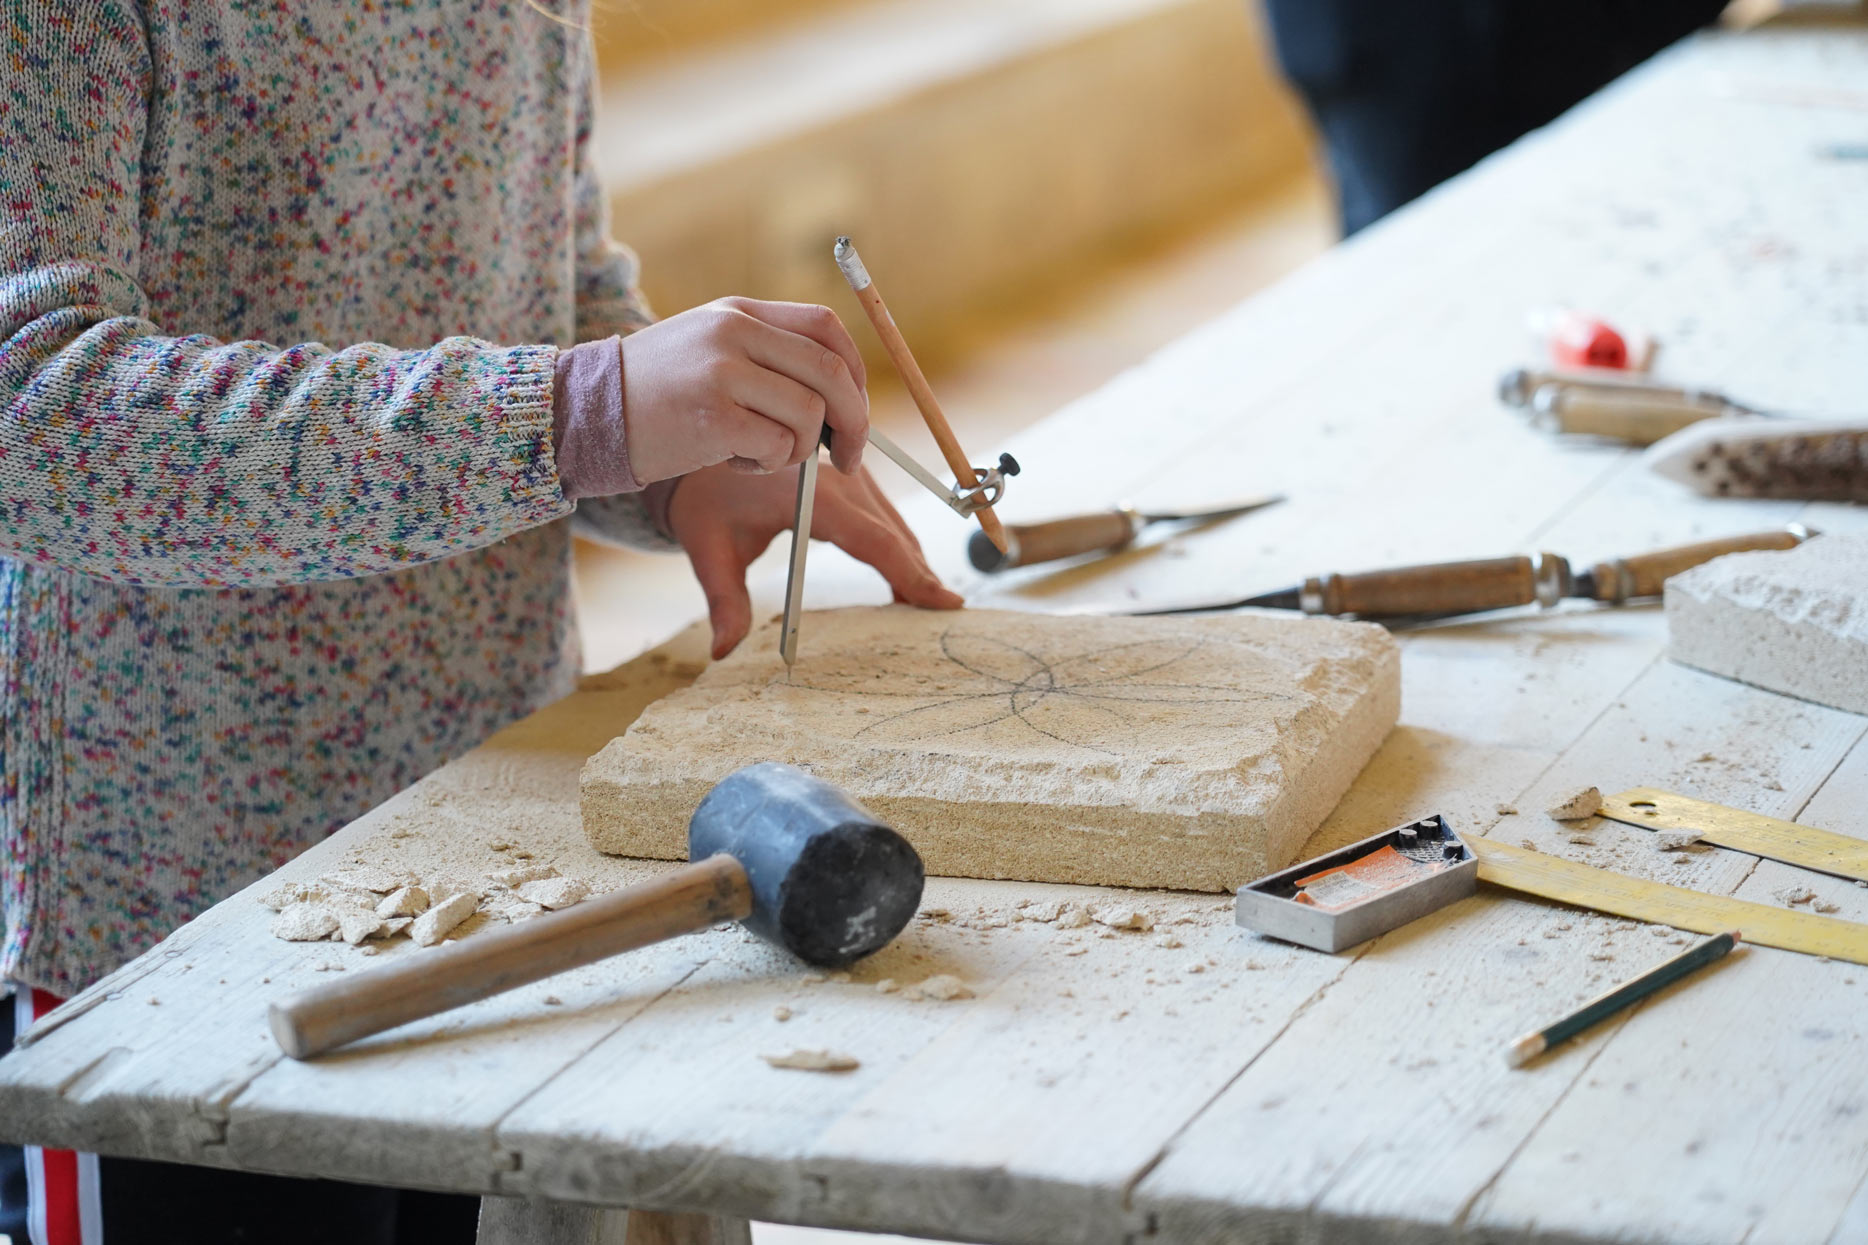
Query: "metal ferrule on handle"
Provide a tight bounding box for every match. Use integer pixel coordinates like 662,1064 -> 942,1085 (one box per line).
833,236 -> 872,292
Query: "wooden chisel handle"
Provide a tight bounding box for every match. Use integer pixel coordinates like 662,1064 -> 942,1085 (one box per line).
970,510 -> 1141,572
1583,527 -> 1810,603
1534,386 -> 1728,445
1307,556 -> 1538,617
269,855 -> 753,1059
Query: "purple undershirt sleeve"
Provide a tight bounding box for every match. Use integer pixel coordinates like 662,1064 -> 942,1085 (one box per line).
551,336 -> 641,500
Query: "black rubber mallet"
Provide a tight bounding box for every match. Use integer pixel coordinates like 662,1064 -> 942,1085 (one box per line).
270,762 -> 925,1059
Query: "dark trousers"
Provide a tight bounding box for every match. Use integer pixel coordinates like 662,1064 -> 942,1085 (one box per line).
1262,0 -> 1729,234
2,990 -> 480,1245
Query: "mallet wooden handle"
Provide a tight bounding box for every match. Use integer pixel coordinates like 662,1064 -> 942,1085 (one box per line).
971,510 -> 1140,572
269,855 -> 753,1060
1309,556 -> 1537,617
1584,528 -> 1807,603
835,239 -> 1008,553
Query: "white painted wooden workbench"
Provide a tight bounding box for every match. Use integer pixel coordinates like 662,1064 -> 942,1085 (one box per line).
6,20 -> 1868,1245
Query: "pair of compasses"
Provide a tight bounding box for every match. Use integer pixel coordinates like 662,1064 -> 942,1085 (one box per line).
779,238 -> 1022,668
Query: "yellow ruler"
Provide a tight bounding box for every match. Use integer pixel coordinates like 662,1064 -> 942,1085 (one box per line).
1467,838 -> 1868,966
1599,787 -> 1868,884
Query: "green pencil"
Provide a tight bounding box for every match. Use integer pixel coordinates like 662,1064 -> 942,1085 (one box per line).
1506,930 -> 1741,1068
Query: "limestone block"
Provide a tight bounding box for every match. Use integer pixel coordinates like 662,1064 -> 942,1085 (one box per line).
582,606 -> 1399,891
1666,534 -> 1868,715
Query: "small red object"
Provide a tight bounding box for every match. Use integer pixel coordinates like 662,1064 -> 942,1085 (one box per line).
1549,312 -> 1629,370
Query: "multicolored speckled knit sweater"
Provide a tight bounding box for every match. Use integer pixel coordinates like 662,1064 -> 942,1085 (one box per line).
0,0 -> 670,993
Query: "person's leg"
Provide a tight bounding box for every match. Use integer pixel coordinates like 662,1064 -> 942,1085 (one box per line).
1262,0 -> 1728,234
3,988 -> 103,1245
1,991 -> 30,1243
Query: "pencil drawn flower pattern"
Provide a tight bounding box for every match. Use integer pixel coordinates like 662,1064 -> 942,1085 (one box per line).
781,627 -> 1293,756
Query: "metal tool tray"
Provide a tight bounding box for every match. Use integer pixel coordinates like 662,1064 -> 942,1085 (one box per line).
1235,814 -> 1477,952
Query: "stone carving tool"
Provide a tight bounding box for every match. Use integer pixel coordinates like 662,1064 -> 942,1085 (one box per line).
1135,525 -> 1812,620
1499,366 -> 1778,446
1237,816 -> 1868,966
1504,930 -> 1740,1068
1498,367 -> 1757,415
966,495 -> 1283,573
833,235 -> 1011,554
778,421 -> 1019,667
1599,787 -> 1868,883
1644,416 -> 1868,502
781,237 -> 1024,667
269,763 -> 924,1059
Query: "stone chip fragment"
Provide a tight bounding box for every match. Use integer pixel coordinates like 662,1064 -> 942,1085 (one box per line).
410,893 -> 478,946
375,886 -> 430,919
904,974 -> 974,1002
517,876 -> 590,911
271,903 -> 340,942
259,882 -> 328,913
489,863 -> 560,889
330,904 -> 387,945
762,1049 -> 859,1072
1547,787 -> 1603,821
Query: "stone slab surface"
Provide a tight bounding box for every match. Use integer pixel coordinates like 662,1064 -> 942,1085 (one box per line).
582,605 -> 1399,890
1667,533 -> 1868,715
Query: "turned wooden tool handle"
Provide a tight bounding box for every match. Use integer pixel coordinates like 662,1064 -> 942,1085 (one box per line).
1545,391 -> 1724,445
1586,528 -> 1806,603
269,855 -> 753,1060
838,239 -> 1007,553
1312,556 -> 1536,617
990,511 -> 1139,571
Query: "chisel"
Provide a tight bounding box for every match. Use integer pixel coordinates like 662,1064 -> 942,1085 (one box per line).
1530,385 -> 1746,445
1499,368 -> 1775,447
967,496 -> 1283,573
1135,526 -> 1813,619
1497,367 -> 1756,414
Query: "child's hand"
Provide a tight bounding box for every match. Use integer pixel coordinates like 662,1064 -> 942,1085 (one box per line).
621,298 -> 870,482
666,460 -> 965,660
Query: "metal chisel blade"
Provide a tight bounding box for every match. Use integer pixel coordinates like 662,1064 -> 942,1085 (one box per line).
779,448 -> 820,669
1137,494 -> 1285,524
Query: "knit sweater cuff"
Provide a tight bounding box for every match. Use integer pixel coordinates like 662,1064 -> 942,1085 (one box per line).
499,342 -> 575,521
